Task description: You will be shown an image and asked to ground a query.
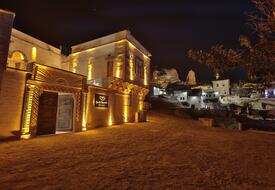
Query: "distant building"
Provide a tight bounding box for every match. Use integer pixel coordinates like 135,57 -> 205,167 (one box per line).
265,82 -> 275,98
212,79 -> 230,96
151,86 -> 166,96
166,84 -> 190,103
190,85 -> 219,109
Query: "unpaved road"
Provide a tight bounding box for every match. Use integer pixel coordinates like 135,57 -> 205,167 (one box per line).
1,111 -> 275,190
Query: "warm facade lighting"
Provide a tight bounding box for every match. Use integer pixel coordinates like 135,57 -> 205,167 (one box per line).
82,93 -> 87,131
71,39 -> 150,61
139,95 -> 144,111
124,107 -> 128,122
129,53 -> 134,81
128,41 -> 135,50
21,134 -> 31,139
72,60 -> 77,73
139,101 -> 143,111
21,85 -> 34,139
144,64 -> 148,86
71,39 -> 126,56
127,41 -> 150,60
124,94 -> 129,122
87,61 -> 93,81
31,47 -> 37,61
108,114 -> 113,126
116,62 -> 121,78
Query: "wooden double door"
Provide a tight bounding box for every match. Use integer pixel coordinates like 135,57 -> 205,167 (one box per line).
36,91 -> 74,136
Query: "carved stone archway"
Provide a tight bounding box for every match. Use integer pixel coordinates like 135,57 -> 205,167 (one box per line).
7,50 -> 28,70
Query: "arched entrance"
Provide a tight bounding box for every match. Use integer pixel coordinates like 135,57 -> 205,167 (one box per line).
8,51 -> 28,70
20,62 -> 87,139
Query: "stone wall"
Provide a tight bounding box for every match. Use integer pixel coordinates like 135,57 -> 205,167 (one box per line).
86,86 -> 141,129
0,10 -> 15,93
125,43 -> 150,86
0,69 -> 26,139
68,41 -> 126,81
67,30 -> 151,88
212,79 -> 230,96
8,29 -> 62,69
86,87 -> 115,128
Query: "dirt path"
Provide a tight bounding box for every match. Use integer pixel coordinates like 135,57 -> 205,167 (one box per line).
1,111 -> 275,190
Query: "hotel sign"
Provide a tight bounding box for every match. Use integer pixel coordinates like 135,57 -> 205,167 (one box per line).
95,94 -> 108,108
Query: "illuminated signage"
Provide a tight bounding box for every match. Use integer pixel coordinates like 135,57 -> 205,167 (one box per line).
95,94 -> 108,108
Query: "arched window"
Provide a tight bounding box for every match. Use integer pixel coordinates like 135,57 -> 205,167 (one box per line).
8,51 -> 28,70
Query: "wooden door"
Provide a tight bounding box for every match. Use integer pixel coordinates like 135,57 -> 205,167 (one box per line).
56,95 -> 74,132
36,91 -> 58,135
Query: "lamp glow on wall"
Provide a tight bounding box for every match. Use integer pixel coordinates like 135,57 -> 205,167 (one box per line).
87,61 -> 93,81
72,60 -> 77,73
139,95 -> 144,111
31,47 -> 37,61
129,52 -> 134,81
21,85 -> 34,139
108,114 -> 113,126
82,93 -> 87,131
144,64 -> 148,86
108,104 -> 113,126
124,94 -> 129,122
115,62 -> 121,78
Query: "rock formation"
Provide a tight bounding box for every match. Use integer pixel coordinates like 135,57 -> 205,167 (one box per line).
186,69 -> 196,85
152,68 -> 181,88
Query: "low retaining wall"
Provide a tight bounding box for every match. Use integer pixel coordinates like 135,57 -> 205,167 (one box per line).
198,117 -> 213,127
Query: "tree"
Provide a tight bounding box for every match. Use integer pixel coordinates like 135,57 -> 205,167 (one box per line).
241,0 -> 275,83
247,0 -> 275,38
188,0 -> 275,83
188,45 -> 241,79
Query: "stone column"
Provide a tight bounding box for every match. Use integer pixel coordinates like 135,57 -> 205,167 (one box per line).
0,9 -> 15,93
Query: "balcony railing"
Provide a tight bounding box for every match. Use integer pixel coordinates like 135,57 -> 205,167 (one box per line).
87,77 -> 122,88
88,76 -> 147,89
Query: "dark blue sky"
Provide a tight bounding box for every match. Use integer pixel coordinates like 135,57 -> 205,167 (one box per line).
1,0 -> 253,82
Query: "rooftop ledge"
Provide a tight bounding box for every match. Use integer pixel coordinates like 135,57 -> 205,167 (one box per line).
71,30 -> 152,58
0,9 -> 16,17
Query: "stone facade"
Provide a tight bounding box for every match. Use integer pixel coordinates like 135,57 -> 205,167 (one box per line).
0,69 -> 26,139
63,30 -> 151,129
86,84 -> 146,129
0,21 -> 151,140
8,29 -> 62,69
0,10 -> 15,93
65,30 -> 151,88
212,79 -> 230,96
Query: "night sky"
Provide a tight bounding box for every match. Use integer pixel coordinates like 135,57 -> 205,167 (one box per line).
1,0 -> 254,82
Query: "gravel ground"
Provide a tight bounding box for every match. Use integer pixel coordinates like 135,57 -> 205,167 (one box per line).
1,110 -> 275,190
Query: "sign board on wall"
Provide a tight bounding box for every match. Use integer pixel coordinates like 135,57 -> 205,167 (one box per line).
95,94 -> 108,108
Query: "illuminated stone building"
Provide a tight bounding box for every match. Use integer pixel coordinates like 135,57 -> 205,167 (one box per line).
1,27 -> 87,140
8,28 -> 63,69
0,11 -> 151,140
63,30 -> 151,128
